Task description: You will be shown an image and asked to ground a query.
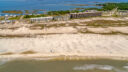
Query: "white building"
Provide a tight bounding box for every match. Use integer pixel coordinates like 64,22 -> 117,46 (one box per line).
30,17 -> 53,23
0,20 -> 15,24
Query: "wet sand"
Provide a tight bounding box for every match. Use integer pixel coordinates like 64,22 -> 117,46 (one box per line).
0,59 -> 128,72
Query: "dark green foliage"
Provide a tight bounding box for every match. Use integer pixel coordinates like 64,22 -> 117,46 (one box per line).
98,3 -> 128,10
9,16 -> 21,20
70,10 -> 80,13
82,8 -> 103,11
24,14 -> 47,18
47,10 -> 70,15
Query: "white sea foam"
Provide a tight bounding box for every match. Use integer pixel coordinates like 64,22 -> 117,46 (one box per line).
123,66 -> 128,69
0,58 -> 16,66
73,64 -> 114,71
0,59 -> 9,66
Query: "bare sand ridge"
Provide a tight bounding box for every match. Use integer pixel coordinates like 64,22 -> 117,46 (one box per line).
0,17 -> 128,36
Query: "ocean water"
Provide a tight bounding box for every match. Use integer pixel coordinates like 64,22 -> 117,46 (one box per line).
0,59 -> 128,72
0,0 -> 128,11
0,0 -> 128,16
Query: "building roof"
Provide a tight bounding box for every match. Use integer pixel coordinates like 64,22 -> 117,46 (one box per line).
70,11 -> 101,14
30,17 -> 53,20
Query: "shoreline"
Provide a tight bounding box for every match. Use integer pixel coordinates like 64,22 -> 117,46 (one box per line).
1,53 -> 128,61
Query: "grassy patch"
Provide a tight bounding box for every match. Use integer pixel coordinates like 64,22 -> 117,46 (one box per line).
83,20 -> 128,27
0,17 -> 4,20
9,16 -> 21,20
80,29 -> 128,35
20,50 -> 37,54
30,23 -> 78,29
0,52 -> 14,55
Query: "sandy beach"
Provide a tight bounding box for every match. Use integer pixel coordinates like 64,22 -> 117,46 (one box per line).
0,17 -> 128,60
0,34 -> 128,60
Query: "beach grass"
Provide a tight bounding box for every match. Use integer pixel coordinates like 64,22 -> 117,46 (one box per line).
84,20 -> 128,27
20,50 -> 37,54
0,52 -> 14,55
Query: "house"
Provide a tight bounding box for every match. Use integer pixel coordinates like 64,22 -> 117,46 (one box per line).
117,10 -> 128,17
102,10 -> 128,17
30,17 -> 53,23
70,11 -> 102,19
102,7 -> 128,17
0,20 -> 15,24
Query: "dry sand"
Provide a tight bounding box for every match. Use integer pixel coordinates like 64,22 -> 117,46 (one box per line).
0,34 -> 128,60
0,27 -> 77,35
0,26 -> 128,36
0,17 -> 128,36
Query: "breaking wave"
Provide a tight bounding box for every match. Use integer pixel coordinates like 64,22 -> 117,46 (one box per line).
73,64 -> 114,71
0,58 -> 16,66
73,64 -> 128,72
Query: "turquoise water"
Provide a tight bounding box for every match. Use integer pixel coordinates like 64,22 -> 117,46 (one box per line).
0,0 -> 128,16
0,0 -> 128,11
0,59 -> 128,72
